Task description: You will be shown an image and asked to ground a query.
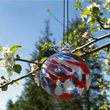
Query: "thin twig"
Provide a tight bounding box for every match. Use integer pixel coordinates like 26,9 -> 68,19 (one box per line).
49,12 -> 67,29
0,58 -> 39,65
0,68 -> 38,88
51,47 -> 58,53
71,33 -> 110,53
79,42 -> 110,57
95,17 -> 110,30
98,56 -> 110,60
15,58 -> 40,65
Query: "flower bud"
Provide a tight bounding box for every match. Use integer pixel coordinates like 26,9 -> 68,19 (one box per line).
36,71 -> 40,75
1,76 -> 5,79
99,89 -> 102,91
1,79 -> 6,84
32,70 -> 35,74
83,37 -> 86,40
0,83 -> 3,85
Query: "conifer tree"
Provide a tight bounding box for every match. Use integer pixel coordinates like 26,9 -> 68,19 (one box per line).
6,99 -> 14,110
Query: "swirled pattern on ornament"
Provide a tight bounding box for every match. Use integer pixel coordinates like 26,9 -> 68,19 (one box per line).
40,51 -> 91,100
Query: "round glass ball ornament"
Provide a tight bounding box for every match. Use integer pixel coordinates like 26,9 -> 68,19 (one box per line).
40,51 -> 90,100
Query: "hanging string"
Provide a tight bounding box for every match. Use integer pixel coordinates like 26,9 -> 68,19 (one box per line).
63,0 -> 65,44
67,0 -> 69,43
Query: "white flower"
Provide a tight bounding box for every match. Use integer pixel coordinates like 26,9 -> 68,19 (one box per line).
103,0 -> 110,11
82,30 -> 90,39
1,45 -> 10,55
4,65 -> 13,77
81,15 -> 87,21
0,45 -> 15,66
89,44 -> 95,48
0,65 -> 13,77
87,4 -> 92,10
93,2 -> 100,8
34,77 -> 40,86
87,17 -> 91,24
105,59 -> 110,65
97,24 -> 102,30
7,51 -> 14,65
88,38 -> 93,42
87,2 -> 100,11
0,56 -> 8,66
30,60 -> 38,74
1,79 -> 6,85
105,71 -> 110,75
0,51 -> 14,66
104,18 -> 110,28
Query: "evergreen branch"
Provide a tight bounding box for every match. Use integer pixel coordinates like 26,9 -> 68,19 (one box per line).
0,68 -> 38,88
79,42 -> 110,57
71,33 -> 110,53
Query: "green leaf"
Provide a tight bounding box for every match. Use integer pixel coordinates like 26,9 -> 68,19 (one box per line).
93,30 -> 96,33
11,82 -> 14,85
99,107 -> 104,109
82,0 -> 85,2
104,101 -> 109,108
16,54 -> 22,59
101,18 -> 108,23
81,9 -> 90,15
93,7 -> 99,14
107,85 -> 110,87
102,91 -> 106,97
15,80 -> 19,85
0,45 -> 2,51
97,78 -> 102,82
76,8 -> 79,10
59,41 -> 63,46
13,64 -> 22,74
89,25 -> 95,29
101,66 -> 105,70
47,8 -> 51,12
73,4 -> 77,8
99,12 -> 103,16
77,1 -> 81,7
74,41 -> 77,46
87,17 -> 96,24
39,57 -> 48,64
106,53 -> 108,56
8,74 -> 10,78
10,45 -> 22,54
1,85 -> 8,91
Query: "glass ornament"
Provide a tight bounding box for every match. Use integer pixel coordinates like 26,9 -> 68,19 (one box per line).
40,50 -> 91,100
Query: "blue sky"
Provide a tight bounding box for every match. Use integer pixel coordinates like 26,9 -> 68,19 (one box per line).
0,0 -> 110,110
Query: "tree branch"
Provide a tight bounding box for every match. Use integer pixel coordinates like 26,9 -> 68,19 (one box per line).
79,42 -> 110,57
95,17 -> 110,30
0,58 -> 42,67
0,68 -> 38,88
15,58 -> 42,67
71,33 -> 110,53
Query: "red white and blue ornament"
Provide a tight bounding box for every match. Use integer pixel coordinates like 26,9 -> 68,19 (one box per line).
40,49 -> 90,100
